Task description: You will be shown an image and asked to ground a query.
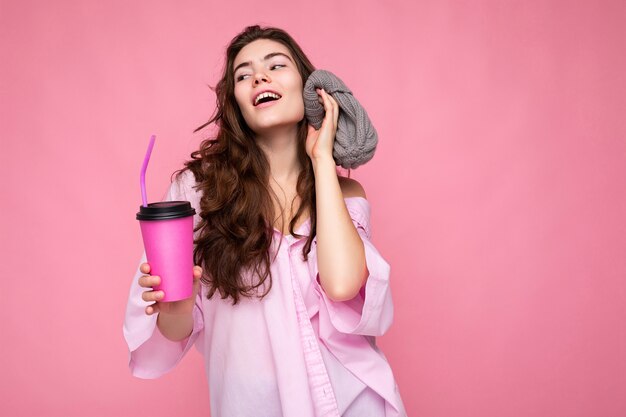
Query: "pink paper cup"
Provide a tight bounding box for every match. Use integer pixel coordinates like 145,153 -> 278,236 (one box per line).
136,201 -> 196,302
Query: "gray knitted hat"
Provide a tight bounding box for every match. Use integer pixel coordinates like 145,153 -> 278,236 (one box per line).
303,69 -> 378,169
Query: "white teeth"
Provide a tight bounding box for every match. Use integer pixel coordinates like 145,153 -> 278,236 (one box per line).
254,92 -> 281,106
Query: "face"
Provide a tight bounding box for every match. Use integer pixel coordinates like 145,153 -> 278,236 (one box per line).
232,39 -> 305,135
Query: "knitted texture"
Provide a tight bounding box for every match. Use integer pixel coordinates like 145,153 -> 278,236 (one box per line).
303,70 -> 378,169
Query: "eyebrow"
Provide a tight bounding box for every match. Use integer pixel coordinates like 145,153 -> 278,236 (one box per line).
233,52 -> 294,74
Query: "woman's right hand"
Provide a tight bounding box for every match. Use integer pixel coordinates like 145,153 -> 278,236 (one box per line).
138,263 -> 202,316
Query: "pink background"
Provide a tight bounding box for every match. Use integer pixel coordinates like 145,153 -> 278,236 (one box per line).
1,1 -> 625,416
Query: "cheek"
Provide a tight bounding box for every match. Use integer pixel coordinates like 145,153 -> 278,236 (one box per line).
233,83 -> 250,108
232,89 -> 253,126
287,80 -> 304,106
294,96 -> 305,118
233,86 -> 248,111
291,89 -> 305,117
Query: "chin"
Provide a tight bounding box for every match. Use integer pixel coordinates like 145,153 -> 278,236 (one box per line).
251,122 -> 296,135
249,114 -> 304,133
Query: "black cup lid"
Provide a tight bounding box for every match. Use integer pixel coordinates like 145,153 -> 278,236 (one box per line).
136,201 -> 196,220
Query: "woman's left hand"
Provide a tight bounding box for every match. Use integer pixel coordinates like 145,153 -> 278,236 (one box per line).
305,88 -> 339,163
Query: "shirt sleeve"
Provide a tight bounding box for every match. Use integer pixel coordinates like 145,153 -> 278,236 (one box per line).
122,171 -> 205,379
313,197 -> 394,337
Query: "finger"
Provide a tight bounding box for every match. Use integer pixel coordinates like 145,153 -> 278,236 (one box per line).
140,263 -> 151,274
321,92 -> 337,127
323,88 -> 336,105
321,90 -> 338,122
146,303 -> 160,315
320,88 -> 330,108
318,88 -> 329,106
326,92 -> 338,112
322,90 -> 338,119
138,275 -> 160,288
193,265 -> 203,279
319,90 -> 332,119
141,290 -> 164,302
321,89 -> 336,109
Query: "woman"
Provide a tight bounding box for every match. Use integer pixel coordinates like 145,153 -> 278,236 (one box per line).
123,25 -> 407,417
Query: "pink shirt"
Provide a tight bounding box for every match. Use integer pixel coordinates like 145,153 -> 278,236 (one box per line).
123,170 -> 407,417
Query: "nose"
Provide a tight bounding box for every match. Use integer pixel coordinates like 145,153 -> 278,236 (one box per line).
253,71 -> 271,85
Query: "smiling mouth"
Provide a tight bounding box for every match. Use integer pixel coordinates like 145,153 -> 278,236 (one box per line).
254,92 -> 282,106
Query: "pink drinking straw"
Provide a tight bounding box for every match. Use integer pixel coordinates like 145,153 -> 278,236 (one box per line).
140,134 -> 156,207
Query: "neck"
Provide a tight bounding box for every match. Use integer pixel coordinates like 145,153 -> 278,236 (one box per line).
255,125 -> 302,183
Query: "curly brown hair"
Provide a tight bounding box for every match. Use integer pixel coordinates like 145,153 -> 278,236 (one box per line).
173,25 -> 321,305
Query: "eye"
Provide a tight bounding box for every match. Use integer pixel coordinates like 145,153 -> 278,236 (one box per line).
271,64 -> 286,70
236,74 -> 250,82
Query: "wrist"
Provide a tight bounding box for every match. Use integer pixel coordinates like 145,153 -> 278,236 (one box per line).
312,155 -> 335,171
157,310 -> 194,341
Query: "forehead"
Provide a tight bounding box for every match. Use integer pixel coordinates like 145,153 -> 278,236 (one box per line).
234,39 -> 293,66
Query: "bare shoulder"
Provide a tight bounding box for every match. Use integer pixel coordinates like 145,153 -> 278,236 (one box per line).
338,176 -> 367,199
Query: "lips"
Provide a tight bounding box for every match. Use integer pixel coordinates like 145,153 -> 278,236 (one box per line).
252,89 -> 282,106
